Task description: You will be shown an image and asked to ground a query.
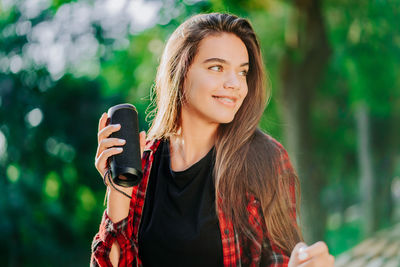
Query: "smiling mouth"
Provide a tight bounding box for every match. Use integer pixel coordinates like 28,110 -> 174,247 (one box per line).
212,96 -> 237,106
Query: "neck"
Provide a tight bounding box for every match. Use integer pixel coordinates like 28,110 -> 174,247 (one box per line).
169,107 -> 218,171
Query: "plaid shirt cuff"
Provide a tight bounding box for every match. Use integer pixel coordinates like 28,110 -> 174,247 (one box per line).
90,209 -> 132,267
99,209 -> 132,245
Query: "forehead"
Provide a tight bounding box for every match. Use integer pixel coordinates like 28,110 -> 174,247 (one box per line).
194,33 -> 249,64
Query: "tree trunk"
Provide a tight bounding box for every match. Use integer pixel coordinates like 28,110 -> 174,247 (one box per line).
355,101 -> 376,236
371,112 -> 399,230
280,0 -> 331,243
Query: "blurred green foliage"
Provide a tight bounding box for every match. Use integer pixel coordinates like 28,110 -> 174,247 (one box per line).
1,0 -> 399,266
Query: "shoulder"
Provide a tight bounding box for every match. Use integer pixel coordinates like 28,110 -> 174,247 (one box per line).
252,129 -> 295,175
252,129 -> 290,158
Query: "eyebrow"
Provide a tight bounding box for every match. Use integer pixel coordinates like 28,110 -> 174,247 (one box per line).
202,57 -> 249,67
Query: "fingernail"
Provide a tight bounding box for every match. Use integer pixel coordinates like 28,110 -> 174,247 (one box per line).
115,124 -> 121,128
119,139 -> 126,143
116,147 -> 123,151
298,247 -> 309,261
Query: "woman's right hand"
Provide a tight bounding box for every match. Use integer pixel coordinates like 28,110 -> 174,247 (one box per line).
94,112 -> 146,267
95,112 -> 146,185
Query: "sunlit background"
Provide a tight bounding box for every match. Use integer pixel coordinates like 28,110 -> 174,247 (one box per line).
1,0 -> 400,266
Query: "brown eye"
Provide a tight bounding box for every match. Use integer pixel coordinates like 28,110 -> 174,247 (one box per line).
209,65 -> 222,71
239,70 -> 248,76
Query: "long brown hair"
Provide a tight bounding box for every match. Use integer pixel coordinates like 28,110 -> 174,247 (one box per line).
146,13 -> 302,254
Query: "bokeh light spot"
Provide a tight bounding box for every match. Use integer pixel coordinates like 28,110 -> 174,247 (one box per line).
25,107 -> 43,127
6,164 -> 20,183
0,129 -> 7,160
10,55 -> 23,73
44,171 -> 61,199
77,186 -> 96,212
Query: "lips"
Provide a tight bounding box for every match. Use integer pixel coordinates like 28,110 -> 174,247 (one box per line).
212,95 -> 237,102
212,95 -> 237,106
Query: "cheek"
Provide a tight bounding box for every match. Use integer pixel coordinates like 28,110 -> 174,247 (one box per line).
188,78 -> 215,100
236,86 -> 248,110
241,85 -> 249,101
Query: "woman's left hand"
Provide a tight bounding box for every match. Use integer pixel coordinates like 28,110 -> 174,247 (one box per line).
288,241 -> 335,267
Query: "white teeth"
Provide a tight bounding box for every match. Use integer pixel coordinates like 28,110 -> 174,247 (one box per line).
214,96 -> 234,103
219,97 -> 233,103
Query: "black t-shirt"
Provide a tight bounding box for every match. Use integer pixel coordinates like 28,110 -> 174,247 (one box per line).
138,139 -> 223,267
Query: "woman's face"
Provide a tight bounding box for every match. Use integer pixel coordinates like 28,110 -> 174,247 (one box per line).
182,33 -> 249,125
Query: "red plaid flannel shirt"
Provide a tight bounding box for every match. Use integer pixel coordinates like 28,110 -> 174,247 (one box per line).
91,136 -> 298,267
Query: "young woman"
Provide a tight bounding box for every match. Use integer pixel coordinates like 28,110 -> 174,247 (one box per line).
91,13 -> 334,267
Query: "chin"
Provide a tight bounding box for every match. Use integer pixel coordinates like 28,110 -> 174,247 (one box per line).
213,114 -> 236,124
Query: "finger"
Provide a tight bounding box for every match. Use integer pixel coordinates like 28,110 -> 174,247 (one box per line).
292,242 -> 308,253
289,242 -> 308,265
96,137 -> 124,158
139,131 -> 146,157
100,138 -> 126,149
298,254 -> 335,267
98,124 -> 121,142
98,112 -> 107,133
95,147 -> 124,174
96,138 -> 126,157
301,241 -> 329,260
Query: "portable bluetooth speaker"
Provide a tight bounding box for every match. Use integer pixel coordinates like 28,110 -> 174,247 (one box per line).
107,103 -> 142,187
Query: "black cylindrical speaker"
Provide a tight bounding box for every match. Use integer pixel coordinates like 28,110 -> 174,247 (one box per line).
107,103 -> 142,187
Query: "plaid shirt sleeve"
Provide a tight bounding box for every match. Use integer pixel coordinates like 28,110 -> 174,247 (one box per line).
265,136 -> 299,267
220,134 -> 299,267
90,191 -> 139,267
246,136 -> 298,267
273,137 -> 297,221
90,140 -> 159,267
90,206 -> 135,267
241,195 -> 291,267
263,238 -> 291,267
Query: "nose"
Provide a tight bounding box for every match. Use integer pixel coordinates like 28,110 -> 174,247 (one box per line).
223,71 -> 240,90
